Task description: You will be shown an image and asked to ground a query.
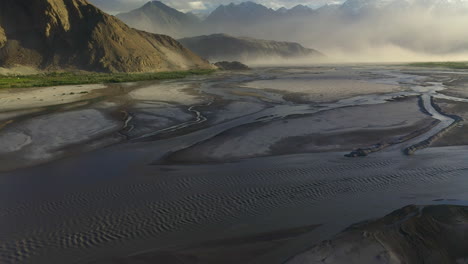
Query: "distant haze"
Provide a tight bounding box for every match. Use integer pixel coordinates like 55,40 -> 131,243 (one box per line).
96,0 -> 468,62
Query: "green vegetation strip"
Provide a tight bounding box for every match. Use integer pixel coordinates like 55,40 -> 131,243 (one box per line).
0,69 -> 215,89
407,62 -> 468,69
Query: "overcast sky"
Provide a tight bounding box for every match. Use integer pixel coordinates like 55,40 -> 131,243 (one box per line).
89,0 -> 345,14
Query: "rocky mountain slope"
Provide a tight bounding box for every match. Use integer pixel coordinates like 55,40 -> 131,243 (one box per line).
116,1 -> 200,38
0,0 -> 213,73
0,26 -> 6,49
178,34 -> 323,63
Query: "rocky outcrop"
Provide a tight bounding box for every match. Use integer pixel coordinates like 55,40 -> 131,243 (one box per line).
0,0 -> 213,73
288,205 -> 468,264
0,26 -> 6,48
178,34 -> 324,63
345,142 -> 390,157
214,61 -> 249,71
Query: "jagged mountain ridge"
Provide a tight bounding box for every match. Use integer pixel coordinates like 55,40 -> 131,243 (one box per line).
0,26 -> 6,49
116,1 -> 316,37
116,1 -> 201,38
0,0 -> 213,73
206,1 -> 315,22
116,0 -> 468,34
204,1 -> 277,24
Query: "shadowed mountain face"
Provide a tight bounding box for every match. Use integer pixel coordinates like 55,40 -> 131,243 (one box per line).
289,205 -> 468,264
178,34 -> 324,63
116,1 -> 201,38
0,0 -> 213,73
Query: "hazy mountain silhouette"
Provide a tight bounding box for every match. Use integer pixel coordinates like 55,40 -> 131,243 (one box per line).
179,34 -> 324,63
117,1 -> 201,38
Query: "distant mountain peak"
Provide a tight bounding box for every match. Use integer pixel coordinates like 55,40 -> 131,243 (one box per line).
206,1 -> 276,23
116,0 -> 200,37
291,4 -> 311,10
139,0 -> 184,14
144,1 -> 164,6
277,7 -> 288,13
286,4 -> 314,15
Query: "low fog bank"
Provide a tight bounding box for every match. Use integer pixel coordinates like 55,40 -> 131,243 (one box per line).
239,55 -> 330,67
234,50 -> 468,66
225,48 -> 468,67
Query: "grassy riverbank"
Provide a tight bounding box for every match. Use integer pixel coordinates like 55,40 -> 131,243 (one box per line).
0,69 -> 216,89
408,62 -> 468,69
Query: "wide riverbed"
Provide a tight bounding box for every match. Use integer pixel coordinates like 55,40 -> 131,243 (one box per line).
1,65 -> 468,264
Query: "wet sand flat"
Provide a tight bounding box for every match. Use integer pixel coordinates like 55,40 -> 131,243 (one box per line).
167,97 -> 435,163
1,65 -> 468,264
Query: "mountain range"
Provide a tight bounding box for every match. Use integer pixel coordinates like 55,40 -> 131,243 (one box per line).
116,0 -> 468,37
178,34 -> 323,63
0,0 -> 213,73
115,0 -> 468,58
116,1 -> 316,37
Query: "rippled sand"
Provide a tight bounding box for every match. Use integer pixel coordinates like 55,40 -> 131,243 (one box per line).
1,66 -> 468,264
1,147 -> 468,264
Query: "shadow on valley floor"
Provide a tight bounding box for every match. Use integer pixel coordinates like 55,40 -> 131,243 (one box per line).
93,205 -> 468,264
90,224 -> 320,264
